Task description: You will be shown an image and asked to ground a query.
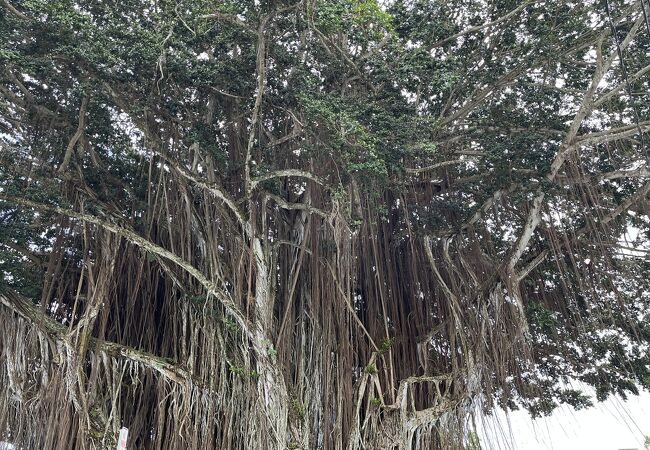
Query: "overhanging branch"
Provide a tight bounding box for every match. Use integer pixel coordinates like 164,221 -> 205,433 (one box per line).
251,169 -> 328,190
0,194 -> 256,342
266,193 -> 330,218
405,159 -> 463,174
155,148 -> 248,230
0,290 -> 192,385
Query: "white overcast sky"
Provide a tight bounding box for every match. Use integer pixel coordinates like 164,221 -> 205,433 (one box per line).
479,391 -> 650,450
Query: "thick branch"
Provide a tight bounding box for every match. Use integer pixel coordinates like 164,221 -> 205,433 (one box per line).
517,180 -> 650,279
98,79 -> 249,233
575,120 -> 650,147
244,15 -> 272,199
266,193 -> 329,218
506,30 -> 615,270
0,194 -> 256,342
595,62 -> 650,106
557,166 -> 650,183
405,159 -> 463,174
440,64 -> 527,125
0,290 -> 192,384
600,180 -> 650,227
58,95 -> 89,173
601,167 -> 650,180
2,0 -> 28,20
432,184 -> 517,238
156,148 -> 247,229
252,169 -> 327,189
430,1 -> 534,48
197,12 -> 255,33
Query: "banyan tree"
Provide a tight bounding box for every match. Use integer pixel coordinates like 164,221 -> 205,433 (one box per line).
0,0 -> 649,448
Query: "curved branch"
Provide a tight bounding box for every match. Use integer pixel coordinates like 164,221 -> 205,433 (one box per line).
429,1 -> 534,48
595,62 -> 650,106
97,78 -> 250,233
599,180 -> 650,227
555,166 -> 650,183
244,14 -> 273,199
0,194 -> 256,342
58,95 -> 89,173
405,159 -> 463,174
600,167 -> 650,180
517,179 -> 650,280
2,0 -> 29,20
156,149 -> 247,229
266,193 -> 329,218
575,120 -> 650,147
197,12 -> 255,34
431,184 -> 517,238
0,290 -> 192,385
252,169 -> 328,189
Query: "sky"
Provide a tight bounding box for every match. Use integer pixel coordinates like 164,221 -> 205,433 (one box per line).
479,391 -> 650,450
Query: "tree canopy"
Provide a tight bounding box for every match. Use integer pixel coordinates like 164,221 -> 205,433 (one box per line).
0,0 -> 649,448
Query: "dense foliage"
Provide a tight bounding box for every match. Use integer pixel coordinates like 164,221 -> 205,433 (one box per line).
0,0 -> 649,448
